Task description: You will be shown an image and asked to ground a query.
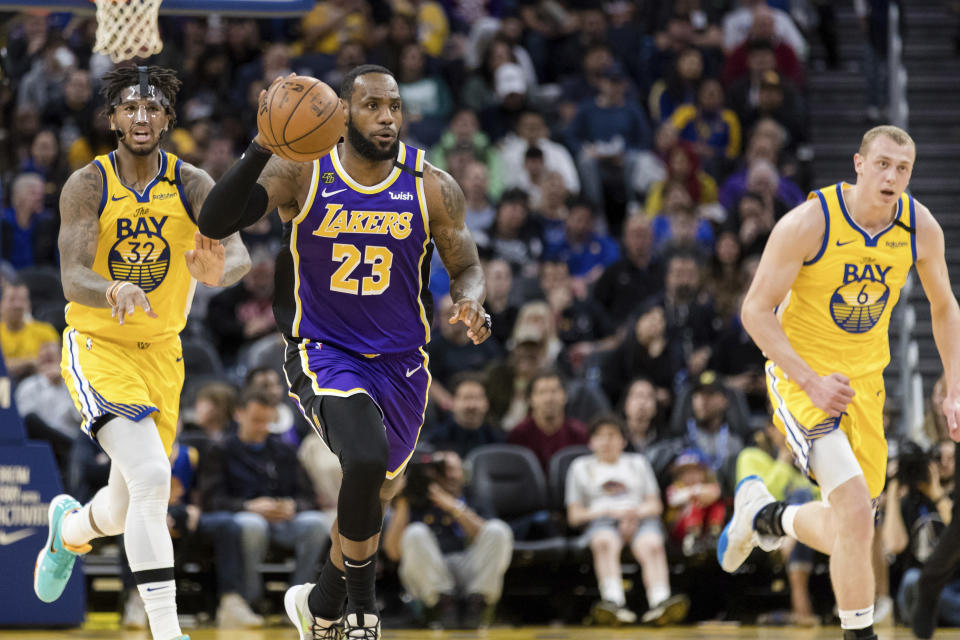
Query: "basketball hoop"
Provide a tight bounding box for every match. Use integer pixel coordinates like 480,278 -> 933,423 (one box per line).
90,0 -> 163,63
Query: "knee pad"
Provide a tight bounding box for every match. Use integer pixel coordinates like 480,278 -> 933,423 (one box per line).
320,394 -> 389,541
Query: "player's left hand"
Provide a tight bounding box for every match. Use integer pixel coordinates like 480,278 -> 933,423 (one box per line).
185,231 -> 226,287
942,390 -> 960,442
449,298 -> 491,345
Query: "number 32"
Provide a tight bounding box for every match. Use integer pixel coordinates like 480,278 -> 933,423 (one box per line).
330,243 -> 393,295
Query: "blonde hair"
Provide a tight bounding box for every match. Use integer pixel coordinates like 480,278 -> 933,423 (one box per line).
858,125 -> 915,157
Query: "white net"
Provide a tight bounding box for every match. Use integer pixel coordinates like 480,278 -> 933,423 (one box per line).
92,0 -> 163,63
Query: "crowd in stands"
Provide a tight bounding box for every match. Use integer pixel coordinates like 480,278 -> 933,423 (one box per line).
2,0 -> 956,632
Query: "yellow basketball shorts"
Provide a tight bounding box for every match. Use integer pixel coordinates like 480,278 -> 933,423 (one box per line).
61,327 -> 184,455
765,361 -> 887,499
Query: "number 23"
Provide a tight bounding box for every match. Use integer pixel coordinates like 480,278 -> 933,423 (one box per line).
330,243 -> 393,295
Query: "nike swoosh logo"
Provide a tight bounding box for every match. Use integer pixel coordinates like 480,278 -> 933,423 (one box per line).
146,586 -> 168,592
175,356 -> 184,362
343,559 -> 372,569
836,239 -> 856,246
321,187 -> 347,198
0,528 -> 35,545
111,194 -> 128,201
405,364 -> 422,378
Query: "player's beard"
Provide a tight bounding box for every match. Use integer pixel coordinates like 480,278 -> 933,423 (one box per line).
117,128 -> 162,157
347,117 -> 399,161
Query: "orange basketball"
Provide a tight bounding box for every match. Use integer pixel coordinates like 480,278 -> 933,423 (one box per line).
256,76 -> 345,163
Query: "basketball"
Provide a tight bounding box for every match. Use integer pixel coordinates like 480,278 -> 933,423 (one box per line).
256,76 -> 345,163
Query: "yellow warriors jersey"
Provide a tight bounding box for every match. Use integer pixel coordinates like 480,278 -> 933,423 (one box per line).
778,182 -> 917,379
65,150 -> 198,344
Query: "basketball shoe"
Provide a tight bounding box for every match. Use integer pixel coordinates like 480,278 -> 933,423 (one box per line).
285,582 -> 344,640
344,610 -> 381,639
34,495 -> 91,603
717,475 -> 781,572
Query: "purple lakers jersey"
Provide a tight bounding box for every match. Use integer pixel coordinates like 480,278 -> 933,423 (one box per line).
274,142 -> 433,354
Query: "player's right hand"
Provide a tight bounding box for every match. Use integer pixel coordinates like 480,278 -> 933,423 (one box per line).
806,372 -> 855,417
254,73 -> 296,148
111,282 -> 159,325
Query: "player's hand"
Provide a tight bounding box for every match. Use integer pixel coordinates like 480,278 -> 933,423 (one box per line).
110,282 -> 158,325
185,232 -> 226,287
805,372 -> 855,417
942,389 -> 960,442
254,73 -> 297,147
449,298 -> 492,345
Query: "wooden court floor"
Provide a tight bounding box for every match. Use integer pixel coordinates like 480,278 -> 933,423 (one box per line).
0,626 -> 956,639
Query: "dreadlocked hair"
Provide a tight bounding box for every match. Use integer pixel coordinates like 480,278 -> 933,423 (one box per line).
100,65 -> 182,127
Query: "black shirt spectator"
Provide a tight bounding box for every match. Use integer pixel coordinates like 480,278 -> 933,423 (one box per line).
594,214 -> 664,322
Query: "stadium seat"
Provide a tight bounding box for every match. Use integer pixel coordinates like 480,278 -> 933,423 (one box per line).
180,338 -> 225,378
547,445 -> 591,513
465,444 -> 568,566
17,265 -> 65,307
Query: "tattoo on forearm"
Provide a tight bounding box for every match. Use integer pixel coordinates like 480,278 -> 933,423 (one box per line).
220,235 -> 251,287
258,156 -> 306,212
181,163 -> 215,212
59,166 -> 112,308
428,167 -> 484,303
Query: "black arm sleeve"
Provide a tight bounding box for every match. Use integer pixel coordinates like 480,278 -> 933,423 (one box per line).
197,141 -> 272,239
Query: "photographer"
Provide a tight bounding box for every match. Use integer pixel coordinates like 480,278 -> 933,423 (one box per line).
383,450 -> 514,630
881,441 -> 953,631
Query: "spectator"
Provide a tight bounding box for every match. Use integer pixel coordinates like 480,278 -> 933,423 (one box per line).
480,188 -> 544,277
736,420 -> 820,626
500,110 -> 580,196
648,47 -> 705,124
706,231 -> 744,322
557,44 -> 617,117
393,0 -> 450,57
670,78 -> 742,177
427,294 -> 503,411
539,260 -> 615,370
736,71 -> 806,147
183,381 -> 238,448
622,377 -> 666,454
516,145 -> 550,212
723,0 -> 808,60
21,129 -> 68,210
396,42 -> 453,147
659,250 -> 720,377
734,191 -> 776,257
601,299 -> 681,410
566,416 -> 688,626
545,198 -> 619,284
430,110 -> 505,201
643,143 -> 720,215
483,258 -> 518,348
198,390 -> 332,608
485,301 -> 561,430
630,122 -> 678,199
550,7 -> 611,83
300,0 -> 369,54
205,250 -> 275,365
320,41 -> 367,97
0,280 -> 59,381
507,369 -> 588,472
383,450 -> 513,629
15,340 -> 78,468
567,62 -> 651,212
723,29 -> 804,89
427,373 -> 503,458
2,172 -> 59,270
456,161 -> 496,245
43,68 -> 96,171
681,371 -> 744,473
16,36 -> 75,114
665,448 -> 725,556
480,62 -> 531,142
531,171 -> 570,249
243,366 -> 299,445
718,119 -> 805,213
593,214 -> 664,321
6,11 -> 50,84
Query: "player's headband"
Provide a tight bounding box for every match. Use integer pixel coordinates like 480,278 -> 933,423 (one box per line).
111,66 -> 171,109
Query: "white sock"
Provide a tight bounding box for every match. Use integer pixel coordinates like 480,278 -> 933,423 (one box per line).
137,580 -> 181,640
600,577 -> 626,606
647,584 -> 671,608
839,605 -> 874,630
781,505 -> 800,540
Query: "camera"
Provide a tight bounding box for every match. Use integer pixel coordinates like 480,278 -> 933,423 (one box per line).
403,452 -> 447,510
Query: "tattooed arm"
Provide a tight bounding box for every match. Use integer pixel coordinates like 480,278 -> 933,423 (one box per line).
58,165 -> 113,307
424,163 -> 490,344
256,155 -> 311,223
181,163 -> 251,286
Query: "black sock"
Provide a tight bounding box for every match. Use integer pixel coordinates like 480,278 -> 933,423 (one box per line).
342,552 -> 378,613
753,501 -> 787,537
308,561 -> 346,621
843,625 -> 877,640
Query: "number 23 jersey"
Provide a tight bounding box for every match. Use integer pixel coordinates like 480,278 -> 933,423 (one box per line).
275,142 -> 433,354
65,150 -> 198,344
778,182 -> 917,378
